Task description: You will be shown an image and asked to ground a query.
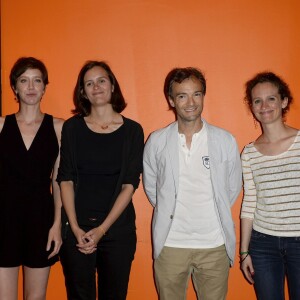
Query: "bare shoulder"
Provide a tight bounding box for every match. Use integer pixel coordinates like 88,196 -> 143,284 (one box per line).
0,116 -> 5,133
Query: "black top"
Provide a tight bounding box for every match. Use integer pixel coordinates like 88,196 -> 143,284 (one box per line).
76,118 -> 124,222
0,114 -> 58,189
57,115 -> 144,233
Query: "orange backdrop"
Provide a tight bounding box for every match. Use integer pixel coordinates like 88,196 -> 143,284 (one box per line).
1,0 -> 300,299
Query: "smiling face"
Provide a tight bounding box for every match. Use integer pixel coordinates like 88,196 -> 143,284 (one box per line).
169,76 -> 204,124
251,82 -> 288,125
14,68 -> 45,105
83,66 -> 114,108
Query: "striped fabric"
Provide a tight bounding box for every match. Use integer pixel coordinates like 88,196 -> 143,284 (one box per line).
241,132 -> 300,236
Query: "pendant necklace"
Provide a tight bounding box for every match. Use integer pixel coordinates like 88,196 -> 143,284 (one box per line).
100,120 -> 112,129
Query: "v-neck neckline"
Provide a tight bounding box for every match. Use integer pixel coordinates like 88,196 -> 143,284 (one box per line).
14,113 -> 46,152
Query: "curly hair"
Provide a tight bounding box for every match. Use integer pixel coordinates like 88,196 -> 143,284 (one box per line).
244,71 -> 293,119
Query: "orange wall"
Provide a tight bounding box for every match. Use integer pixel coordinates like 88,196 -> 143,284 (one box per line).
2,1 -> 300,299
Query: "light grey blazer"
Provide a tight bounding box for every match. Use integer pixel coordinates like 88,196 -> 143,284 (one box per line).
143,120 -> 242,265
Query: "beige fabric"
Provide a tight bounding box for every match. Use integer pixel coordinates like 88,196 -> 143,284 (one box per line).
154,244 -> 229,300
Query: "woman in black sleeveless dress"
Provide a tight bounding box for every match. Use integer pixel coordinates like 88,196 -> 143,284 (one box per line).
0,57 -> 63,300
57,61 -> 144,300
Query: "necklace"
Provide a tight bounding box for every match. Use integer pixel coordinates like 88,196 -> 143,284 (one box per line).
87,115 -> 122,131
100,120 -> 113,129
87,118 -> 113,131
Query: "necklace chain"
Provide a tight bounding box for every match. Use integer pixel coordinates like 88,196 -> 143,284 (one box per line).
88,115 -> 122,130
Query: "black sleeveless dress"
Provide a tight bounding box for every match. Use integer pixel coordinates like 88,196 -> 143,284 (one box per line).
0,114 -> 59,267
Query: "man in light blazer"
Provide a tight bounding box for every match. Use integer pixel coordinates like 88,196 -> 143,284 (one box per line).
143,67 -> 242,300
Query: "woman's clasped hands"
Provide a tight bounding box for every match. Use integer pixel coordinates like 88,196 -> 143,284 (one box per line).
73,226 -> 106,255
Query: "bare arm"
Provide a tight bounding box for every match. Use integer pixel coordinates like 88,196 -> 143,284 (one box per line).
100,184 -> 134,232
47,118 -> 64,258
60,180 -> 76,228
240,218 -> 255,284
60,181 -> 87,239
0,117 -> 5,133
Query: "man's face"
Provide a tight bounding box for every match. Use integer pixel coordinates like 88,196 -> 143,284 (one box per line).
169,77 -> 204,124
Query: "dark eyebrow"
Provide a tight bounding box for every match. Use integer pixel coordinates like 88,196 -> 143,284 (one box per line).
18,75 -> 42,80
84,76 -> 108,84
174,92 -> 187,97
175,90 -> 203,96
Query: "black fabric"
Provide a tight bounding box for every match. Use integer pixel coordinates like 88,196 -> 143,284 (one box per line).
57,115 -> 144,299
0,114 -> 59,267
75,119 -> 124,223
57,115 -> 144,233
60,224 -> 136,300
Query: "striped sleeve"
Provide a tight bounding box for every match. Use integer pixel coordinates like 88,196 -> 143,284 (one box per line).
241,144 -> 257,219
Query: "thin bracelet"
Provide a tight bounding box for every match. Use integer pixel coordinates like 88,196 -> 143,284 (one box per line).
240,251 -> 249,255
99,226 -> 106,236
240,253 -> 249,263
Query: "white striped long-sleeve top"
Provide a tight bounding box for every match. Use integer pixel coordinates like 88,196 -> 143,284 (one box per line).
241,131 -> 300,236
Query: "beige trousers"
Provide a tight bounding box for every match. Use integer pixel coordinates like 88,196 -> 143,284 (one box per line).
154,244 -> 230,300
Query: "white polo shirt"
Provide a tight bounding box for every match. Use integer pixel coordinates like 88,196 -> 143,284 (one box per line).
165,123 -> 224,248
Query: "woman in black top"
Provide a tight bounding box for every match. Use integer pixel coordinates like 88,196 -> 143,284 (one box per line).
0,57 -> 63,299
57,61 -> 144,300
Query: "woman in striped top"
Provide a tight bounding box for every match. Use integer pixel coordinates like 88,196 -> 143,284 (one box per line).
240,72 -> 300,300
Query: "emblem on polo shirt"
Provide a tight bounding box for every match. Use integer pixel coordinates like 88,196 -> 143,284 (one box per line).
202,156 -> 210,169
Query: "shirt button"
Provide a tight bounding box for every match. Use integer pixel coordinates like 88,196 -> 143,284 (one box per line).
170,215 -> 173,219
